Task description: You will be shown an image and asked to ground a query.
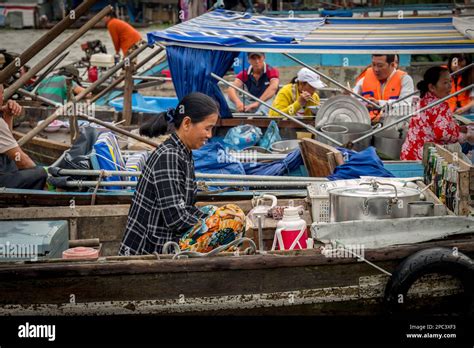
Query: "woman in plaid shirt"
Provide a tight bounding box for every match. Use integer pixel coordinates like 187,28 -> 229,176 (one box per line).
119,93 -> 219,255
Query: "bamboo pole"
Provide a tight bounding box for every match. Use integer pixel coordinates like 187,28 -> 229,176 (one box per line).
122,62 -> 134,126
74,112 -> 159,147
17,43 -> 150,146
0,0 -> 99,84
91,46 -> 165,103
4,5 -> 114,101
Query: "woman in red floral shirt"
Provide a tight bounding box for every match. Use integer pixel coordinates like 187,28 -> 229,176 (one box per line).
401,66 -> 472,160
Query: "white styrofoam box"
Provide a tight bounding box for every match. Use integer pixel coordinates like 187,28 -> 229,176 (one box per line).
90,53 -> 115,68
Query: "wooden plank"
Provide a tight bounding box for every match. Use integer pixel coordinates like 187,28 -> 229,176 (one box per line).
0,205 -> 131,220
299,138 -> 343,177
2,237 -> 473,278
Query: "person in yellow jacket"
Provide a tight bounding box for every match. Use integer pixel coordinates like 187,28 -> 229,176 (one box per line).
269,68 -> 326,117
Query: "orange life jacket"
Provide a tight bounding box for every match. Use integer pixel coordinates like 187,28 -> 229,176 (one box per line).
361,68 -> 406,121
448,75 -> 470,112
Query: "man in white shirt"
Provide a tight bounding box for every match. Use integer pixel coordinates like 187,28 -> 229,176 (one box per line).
0,84 -> 47,189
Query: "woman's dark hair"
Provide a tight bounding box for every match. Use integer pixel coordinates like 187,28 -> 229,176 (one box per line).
139,92 -> 219,138
447,53 -> 473,88
417,66 -> 450,98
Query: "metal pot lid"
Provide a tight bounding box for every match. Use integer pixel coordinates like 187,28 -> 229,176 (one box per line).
315,95 -> 371,127
328,185 -> 420,198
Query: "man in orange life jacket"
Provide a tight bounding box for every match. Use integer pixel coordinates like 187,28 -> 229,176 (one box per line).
353,54 -> 414,123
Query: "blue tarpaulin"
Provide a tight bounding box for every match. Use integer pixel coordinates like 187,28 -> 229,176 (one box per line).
328,147 -> 395,180
166,46 -> 238,118
243,149 -> 303,176
193,141 -> 303,177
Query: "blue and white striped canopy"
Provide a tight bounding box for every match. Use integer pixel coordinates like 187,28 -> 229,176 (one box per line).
147,10 -> 474,54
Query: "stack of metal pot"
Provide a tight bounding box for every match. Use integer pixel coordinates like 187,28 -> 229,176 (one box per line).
328,179 -> 422,222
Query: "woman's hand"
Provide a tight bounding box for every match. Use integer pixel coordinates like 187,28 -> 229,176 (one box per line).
455,105 -> 471,115
298,91 -> 312,106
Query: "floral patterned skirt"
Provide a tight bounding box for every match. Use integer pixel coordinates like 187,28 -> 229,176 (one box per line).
179,204 -> 246,253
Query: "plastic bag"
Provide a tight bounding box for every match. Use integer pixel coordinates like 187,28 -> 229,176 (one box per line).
223,124 -> 262,150
258,120 -> 281,150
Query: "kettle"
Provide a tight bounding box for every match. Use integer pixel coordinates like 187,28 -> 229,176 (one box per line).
248,194 -> 278,228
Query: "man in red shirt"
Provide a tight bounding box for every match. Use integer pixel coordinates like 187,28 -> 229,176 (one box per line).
227,52 -> 280,114
102,12 -> 143,57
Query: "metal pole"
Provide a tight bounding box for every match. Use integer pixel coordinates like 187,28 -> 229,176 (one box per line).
351,84 -> 474,145
388,62 -> 474,107
282,53 -> 381,109
131,75 -> 172,81
4,5 -> 114,101
53,168 -> 328,181
0,0 -> 99,84
64,180 -> 314,188
211,73 -> 343,146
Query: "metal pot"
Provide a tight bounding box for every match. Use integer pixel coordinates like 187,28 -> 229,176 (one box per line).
328,180 -> 421,222
317,122 -> 374,151
270,140 -> 301,154
373,128 -> 407,160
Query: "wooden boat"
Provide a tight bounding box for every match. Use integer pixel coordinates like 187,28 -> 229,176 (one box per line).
0,194 -> 473,316
0,236 -> 472,316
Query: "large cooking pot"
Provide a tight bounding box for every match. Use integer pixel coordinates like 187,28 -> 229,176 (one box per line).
373,128 -> 407,160
317,122 -> 374,151
328,180 -> 421,222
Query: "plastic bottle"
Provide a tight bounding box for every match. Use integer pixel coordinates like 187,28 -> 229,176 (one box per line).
272,206 -> 308,250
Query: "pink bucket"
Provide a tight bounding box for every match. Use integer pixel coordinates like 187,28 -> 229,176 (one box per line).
279,229 -> 308,250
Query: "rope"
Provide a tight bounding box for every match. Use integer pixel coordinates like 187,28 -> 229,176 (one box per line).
90,169 -> 105,205
332,240 -> 392,277
163,238 -> 257,259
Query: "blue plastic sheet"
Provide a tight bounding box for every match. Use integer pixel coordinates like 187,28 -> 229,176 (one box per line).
166,46 -> 238,118
243,149 -> 303,176
258,120 -> 281,150
328,146 -> 395,180
193,142 -> 245,175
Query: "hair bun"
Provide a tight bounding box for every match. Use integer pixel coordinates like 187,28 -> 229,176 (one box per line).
417,80 -> 428,91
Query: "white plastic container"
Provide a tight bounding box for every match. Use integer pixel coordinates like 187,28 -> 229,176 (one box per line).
90,53 -> 115,68
272,206 -> 308,250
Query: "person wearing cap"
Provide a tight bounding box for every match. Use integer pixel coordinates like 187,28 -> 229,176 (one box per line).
227,52 -> 280,114
36,65 -> 87,105
269,67 -> 325,117
0,84 -> 47,190
353,54 -> 414,123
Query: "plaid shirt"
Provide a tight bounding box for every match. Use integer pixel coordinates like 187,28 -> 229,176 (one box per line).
119,133 -> 206,255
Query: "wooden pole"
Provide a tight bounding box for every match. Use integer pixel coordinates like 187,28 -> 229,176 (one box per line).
122,61 -> 134,126
4,5 -> 114,101
17,43 -> 149,146
91,46 -> 165,103
73,43 -> 149,102
75,113 -> 159,147
0,0 -> 99,84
